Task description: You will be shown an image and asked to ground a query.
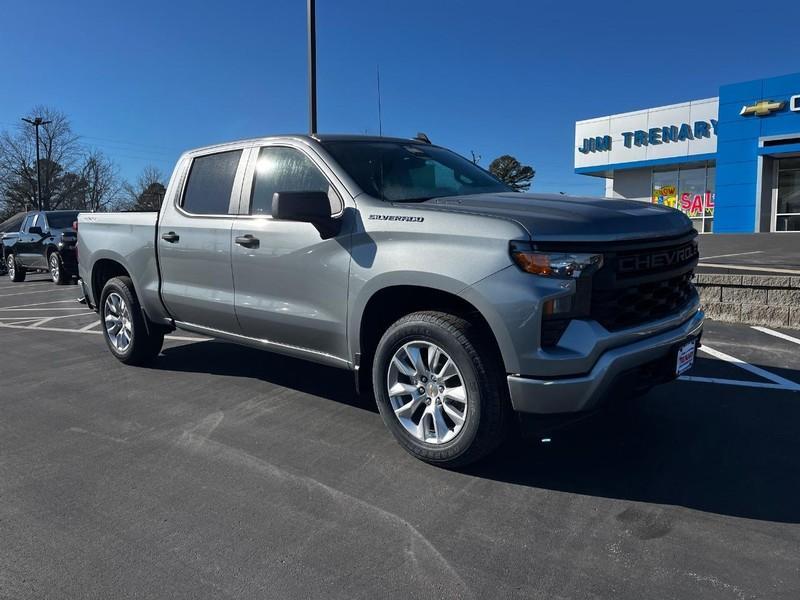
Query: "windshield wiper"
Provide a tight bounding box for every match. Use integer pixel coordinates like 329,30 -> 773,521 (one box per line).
392,196 -> 433,203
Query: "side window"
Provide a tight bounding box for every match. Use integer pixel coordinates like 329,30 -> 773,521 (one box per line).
250,146 -> 341,215
182,150 -> 243,215
21,215 -> 33,232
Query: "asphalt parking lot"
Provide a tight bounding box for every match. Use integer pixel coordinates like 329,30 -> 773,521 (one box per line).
2,275 -> 799,599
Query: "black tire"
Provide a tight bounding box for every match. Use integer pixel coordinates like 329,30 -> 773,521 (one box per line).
49,251 -> 70,285
99,276 -> 164,365
372,311 -> 510,468
6,253 -> 25,282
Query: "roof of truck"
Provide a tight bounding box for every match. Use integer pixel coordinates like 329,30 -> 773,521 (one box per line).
184,134 -> 431,156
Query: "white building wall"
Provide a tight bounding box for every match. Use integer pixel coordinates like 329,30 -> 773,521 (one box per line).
609,168 -> 651,202
575,98 -> 718,170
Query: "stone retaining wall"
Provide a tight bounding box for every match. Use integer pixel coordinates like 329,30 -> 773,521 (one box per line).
695,274 -> 800,328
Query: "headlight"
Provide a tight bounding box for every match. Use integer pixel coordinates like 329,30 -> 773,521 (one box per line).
511,245 -> 603,279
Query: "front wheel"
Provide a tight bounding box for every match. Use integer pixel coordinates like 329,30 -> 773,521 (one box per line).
6,254 -> 25,282
49,252 -> 70,285
100,276 -> 164,365
372,311 -> 510,468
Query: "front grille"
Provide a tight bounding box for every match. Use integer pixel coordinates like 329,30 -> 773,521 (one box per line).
591,271 -> 695,331
533,232 -> 699,343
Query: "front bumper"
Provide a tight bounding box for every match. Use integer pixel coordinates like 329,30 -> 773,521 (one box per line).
508,309 -> 704,414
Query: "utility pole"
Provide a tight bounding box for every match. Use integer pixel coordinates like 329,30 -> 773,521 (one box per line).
21,116 -> 52,211
307,0 -> 317,134
376,65 -> 383,136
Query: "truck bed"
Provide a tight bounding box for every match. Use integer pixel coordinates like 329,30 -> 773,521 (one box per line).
78,211 -> 168,322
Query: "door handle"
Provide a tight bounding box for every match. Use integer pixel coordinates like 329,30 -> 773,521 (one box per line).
235,234 -> 260,248
161,232 -> 180,243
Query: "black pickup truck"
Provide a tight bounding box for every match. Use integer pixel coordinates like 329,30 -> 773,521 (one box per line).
2,210 -> 79,284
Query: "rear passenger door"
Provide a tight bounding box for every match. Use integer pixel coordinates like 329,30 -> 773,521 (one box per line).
158,148 -> 248,333
230,144 -> 352,362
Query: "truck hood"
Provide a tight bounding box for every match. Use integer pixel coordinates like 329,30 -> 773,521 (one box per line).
406,192 -> 693,242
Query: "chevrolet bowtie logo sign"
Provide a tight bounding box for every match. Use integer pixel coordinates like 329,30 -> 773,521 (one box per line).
740,100 -> 785,116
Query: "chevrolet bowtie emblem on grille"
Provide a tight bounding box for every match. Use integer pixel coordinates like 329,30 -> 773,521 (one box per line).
740,99 -> 785,116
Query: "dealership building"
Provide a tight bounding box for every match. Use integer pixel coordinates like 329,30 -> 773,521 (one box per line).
574,71 -> 800,233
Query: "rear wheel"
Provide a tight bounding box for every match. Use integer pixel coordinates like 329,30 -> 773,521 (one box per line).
6,254 -> 25,282
49,252 -> 70,285
372,311 -> 510,468
100,276 -> 164,365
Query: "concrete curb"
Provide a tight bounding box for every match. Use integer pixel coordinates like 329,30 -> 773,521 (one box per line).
695,274 -> 800,328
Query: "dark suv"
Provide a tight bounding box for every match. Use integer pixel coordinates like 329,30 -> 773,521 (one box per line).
2,210 -> 79,284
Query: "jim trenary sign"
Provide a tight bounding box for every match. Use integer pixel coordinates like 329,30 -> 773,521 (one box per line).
578,119 -> 718,154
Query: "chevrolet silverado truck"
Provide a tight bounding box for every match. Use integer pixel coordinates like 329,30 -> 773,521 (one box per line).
3,210 -> 79,284
77,135 -> 703,467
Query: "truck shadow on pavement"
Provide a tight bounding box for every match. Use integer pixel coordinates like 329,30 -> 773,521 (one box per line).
156,341 -> 799,523
468,380 -> 800,524
157,340 -> 378,413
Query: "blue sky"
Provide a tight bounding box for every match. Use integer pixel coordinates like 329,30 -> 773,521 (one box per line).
2,0 -> 800,195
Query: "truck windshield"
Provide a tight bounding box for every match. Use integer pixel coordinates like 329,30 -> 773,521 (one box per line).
322,141 -> 511,202
47,212 -> 79,229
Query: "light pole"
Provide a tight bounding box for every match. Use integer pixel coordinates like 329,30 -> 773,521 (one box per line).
308,0 -> 317,134
21,116 -> 52,211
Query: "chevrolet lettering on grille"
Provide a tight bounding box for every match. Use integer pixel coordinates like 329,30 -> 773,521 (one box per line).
617,244 -> 697,274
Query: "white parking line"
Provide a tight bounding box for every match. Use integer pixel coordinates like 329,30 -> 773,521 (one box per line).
0,299 -> 83,309
751,326 -> 800,347
0,288 -> 77,299
700,250 -> 764,261
0,321 -> 208,343
700,345 -> 800,391
0,282 -> 58,290
0,307 -> 89,311
28,313 -> 95,327
78,320 -> 102,331
678,376 -> 795,391
0,318 -> 47,326
698,263 -> 800,275
28,316 -> 60,327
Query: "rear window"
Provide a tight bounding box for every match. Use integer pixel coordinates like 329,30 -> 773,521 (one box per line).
182,150 -> 242,215
46,212 -> 78,229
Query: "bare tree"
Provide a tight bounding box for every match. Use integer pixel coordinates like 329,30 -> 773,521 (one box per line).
81,150 -> 121,212
0,106 -> 81,214
122,166 -> 167,211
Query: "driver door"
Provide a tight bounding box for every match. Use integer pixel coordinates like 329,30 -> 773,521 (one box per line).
231,144 -> 352,362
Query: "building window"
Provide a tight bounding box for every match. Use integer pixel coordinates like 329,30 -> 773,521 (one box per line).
776,158 -> 800,232
652,164 -> 715,233
652,170 -> 678,209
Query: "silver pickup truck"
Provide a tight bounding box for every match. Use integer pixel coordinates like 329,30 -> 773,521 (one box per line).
78,134 -> 703,467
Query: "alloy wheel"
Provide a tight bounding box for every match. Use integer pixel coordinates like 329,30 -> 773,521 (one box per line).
50,254 -> 59,282
104,292 -> 133,353
386,340 -> 468,444
7,256 -> 14,279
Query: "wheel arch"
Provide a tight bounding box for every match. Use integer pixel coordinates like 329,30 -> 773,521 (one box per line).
355,283 -> 506,391
91,258 -> 133,308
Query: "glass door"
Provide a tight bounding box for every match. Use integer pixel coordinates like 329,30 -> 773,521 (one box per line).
776,158 -> 800,231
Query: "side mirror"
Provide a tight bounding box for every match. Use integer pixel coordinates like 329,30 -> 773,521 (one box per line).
29,226 -> 43,236
271,191 -> 341,239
